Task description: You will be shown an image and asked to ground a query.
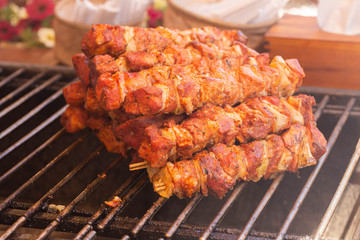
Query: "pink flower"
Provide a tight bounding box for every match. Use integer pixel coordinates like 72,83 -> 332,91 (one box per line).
0,0 -> 8,8
15,19 -> 29,33
148,6 -> 163,20
26,0 -> 55,21
147,6 -> 163,28
0,21 -> 17,41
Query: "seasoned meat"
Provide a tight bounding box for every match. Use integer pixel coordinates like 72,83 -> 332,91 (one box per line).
118,94 -> 315,168
149,123 -> 327,198
72,53 -> 91,86
94,55 -> 304,114
62,81 -> 87,107
88,41 -> 259,82
81,24 -> 247,58
60,106 -> 88,133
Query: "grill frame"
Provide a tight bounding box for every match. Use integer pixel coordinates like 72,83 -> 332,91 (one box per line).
0,61 -> 360,240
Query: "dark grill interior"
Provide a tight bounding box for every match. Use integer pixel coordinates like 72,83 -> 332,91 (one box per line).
0,61 -> 360,239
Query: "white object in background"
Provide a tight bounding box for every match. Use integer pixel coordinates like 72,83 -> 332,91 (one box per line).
318,0 -> 360,35
70,0 -> 151,25
172,0 -> 288,24
254,0 -> 288,24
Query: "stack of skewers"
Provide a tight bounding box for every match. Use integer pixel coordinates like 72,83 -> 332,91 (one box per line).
61,24 -> 327,199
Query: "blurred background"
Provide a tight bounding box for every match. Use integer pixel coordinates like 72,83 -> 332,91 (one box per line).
0,0 -> 359,90
0,0 -> 316,50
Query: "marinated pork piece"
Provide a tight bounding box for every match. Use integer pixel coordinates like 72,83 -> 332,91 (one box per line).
81,24 -> 247,58
60,106 -> 88,133
116,114 -> 186,151
116,94 -> 315,168
88,41 -> 259,84
61,80 -> 130,155
62,81 -> 87,107
149,123 -> 327,199
72,53 -> 91,87
96,125 -> 128,156
94,55 -> 304,114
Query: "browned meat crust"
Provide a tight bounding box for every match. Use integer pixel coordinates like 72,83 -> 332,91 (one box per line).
149,123 -> 327,198
94,55 -> 304,115
72,53 -> 91,86
88,41 -> 258,83
81,25 -> 247,58
60,106 -> 88,133
62,81 -> 87,107
115,94 -> 315,168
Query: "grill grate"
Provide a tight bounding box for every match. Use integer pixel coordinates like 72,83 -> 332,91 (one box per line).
0,61 -> 360,239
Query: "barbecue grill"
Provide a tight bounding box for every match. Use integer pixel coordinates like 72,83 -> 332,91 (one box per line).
0,61 -> 360,240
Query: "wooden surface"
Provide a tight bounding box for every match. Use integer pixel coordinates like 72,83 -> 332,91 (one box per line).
0,43 -> 58,66
265,14 -> 360,90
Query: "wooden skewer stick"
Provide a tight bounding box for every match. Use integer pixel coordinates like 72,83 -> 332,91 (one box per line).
130,161 -> 149,167
129,161 -> 149,171
154,183 -> 165,188
154,185 -> 167,192
154,182 -> 166,192
130,166 -> 148,171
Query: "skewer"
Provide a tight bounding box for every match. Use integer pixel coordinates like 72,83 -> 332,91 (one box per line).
154,183 -> 165,188
154,183 -> 166,192
129,161 -> 149,171
155,186 -> 167,192
130,166 -> 149,171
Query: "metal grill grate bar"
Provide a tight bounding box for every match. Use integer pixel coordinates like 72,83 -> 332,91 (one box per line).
84,231 -> 96,240
0,106 -> 66,159
83,175 -> 149,239
200,182 -> 247,240
164,193 -> 203,238
314,138 -> 360,239
0,146 -> 103,240
0,74 -> 62,119
314,95 -> 330,121
323,104 -> 360,111
74,171 -> 144,240
36,155 -> 124,240
323,109 -> 360,116
130,197 -> 167,236
120,196 -> 168,240
0,76 -> 65,139
238,175 -> 285,240
234,95 -> 329,240
276,97 -> 357,240
0,129 -> 64,184
0,72 -> 45,106
96,175 -> 148,230
0,69 -> 24,88
0,133 -> 90,213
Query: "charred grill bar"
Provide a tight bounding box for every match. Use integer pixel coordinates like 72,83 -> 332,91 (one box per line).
0,62 -> 360,239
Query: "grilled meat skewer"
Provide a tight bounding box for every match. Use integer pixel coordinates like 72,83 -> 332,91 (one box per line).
148,123 -> 327,199
119,94 -> 316,168
62,80 -> 131,155
88,41 -> 259,84
72,53 -> 91,87
60,106 -> 129,156
95,55 -> 304,114
81,25 -> 247,59
61,106 -> 88,133
87,116 -> 128,156
62,80 -> 87,107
